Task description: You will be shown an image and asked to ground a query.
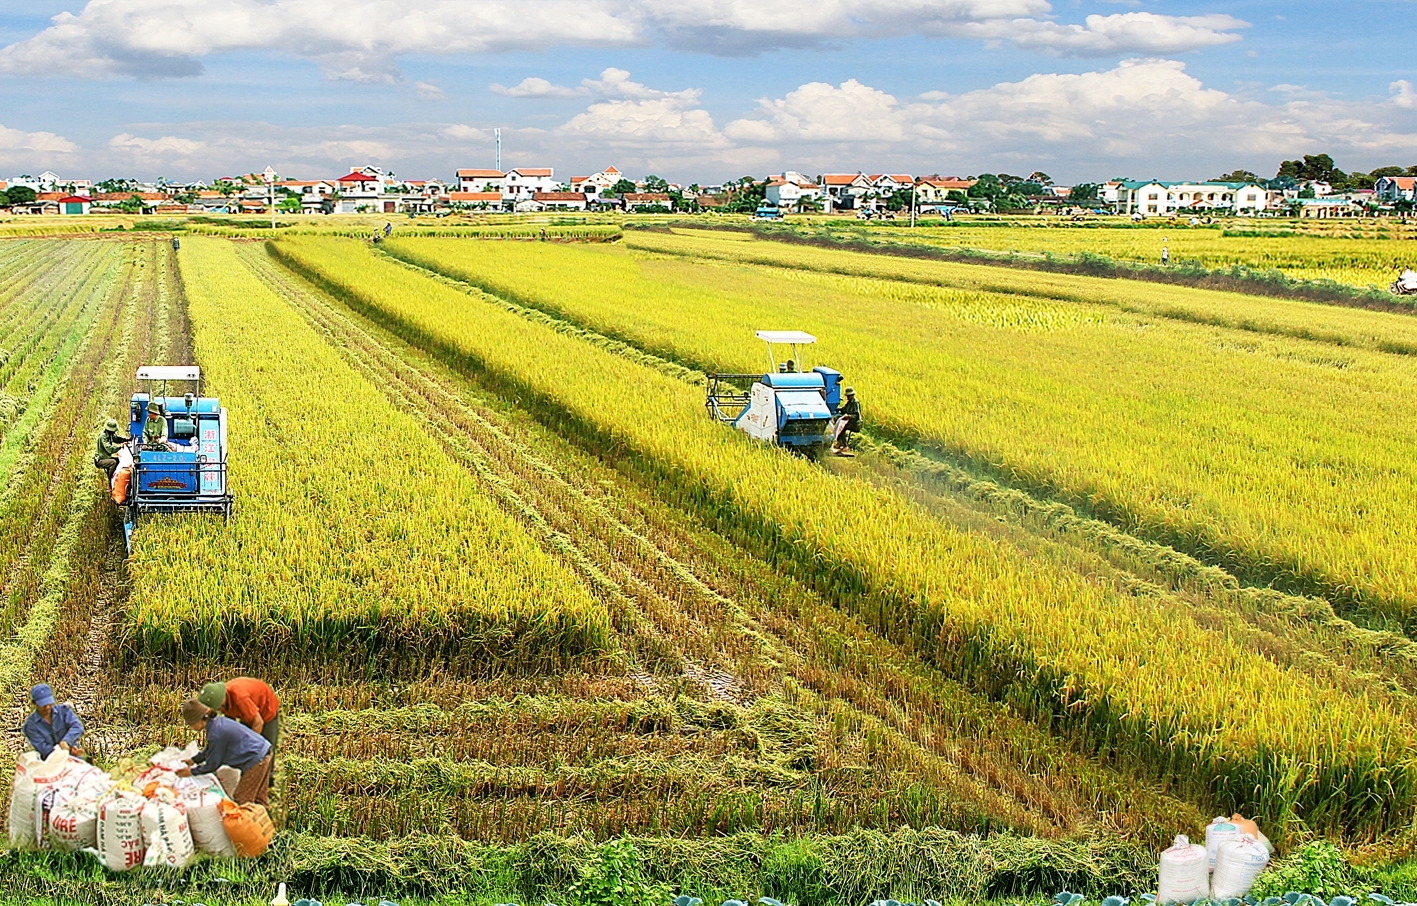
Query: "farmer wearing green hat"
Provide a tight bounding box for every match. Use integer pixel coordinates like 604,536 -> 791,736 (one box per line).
93,418 -> 130,482
199,678 -> 280,760
142,402 -> 168,450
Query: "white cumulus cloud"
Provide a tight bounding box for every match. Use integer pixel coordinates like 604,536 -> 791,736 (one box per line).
491,77 -> 587,99
0,0 -> 1250,81
961,12 -> 1247,57
723,60 -> 1417,177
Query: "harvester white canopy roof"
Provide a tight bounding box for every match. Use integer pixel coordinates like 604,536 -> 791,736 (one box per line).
756,330 -> 816,344
136,365 -> 200,381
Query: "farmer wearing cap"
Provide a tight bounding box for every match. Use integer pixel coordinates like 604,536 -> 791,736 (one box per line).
832,386 -> 861,455
142,402 -> 168,450
199,678 -> 280,762
93,418 -> 131,482
177,699 -> 272,806
23,684 -> 85,760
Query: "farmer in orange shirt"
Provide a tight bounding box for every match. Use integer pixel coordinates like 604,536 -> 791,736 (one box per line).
198,678 -> 280,761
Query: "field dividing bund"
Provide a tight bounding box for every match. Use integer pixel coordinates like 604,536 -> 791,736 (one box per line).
124,237 -> 610,670
272,235 -> 1417,840
236,240 -> 1202,845
385,234 -> 1417,634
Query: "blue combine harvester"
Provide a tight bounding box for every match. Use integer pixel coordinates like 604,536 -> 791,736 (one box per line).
119,365 -> 232,552
705,331 -> 844,458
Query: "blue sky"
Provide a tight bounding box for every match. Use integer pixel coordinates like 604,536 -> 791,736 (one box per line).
0,0 -> 1413,184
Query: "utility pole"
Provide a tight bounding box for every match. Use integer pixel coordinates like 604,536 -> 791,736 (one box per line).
495,128 -> 501,172
910,181 -> 917,228
263,166 -> 276,229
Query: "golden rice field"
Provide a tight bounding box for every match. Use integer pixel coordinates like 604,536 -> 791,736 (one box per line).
383,232 -> 1417,627
124,237 -> 610,666
9,223 -> 1417,904
831,221 -> 1417,288
276,234 -> 1417,836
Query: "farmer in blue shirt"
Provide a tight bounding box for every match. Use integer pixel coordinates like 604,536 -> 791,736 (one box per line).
23,684 -> 85,759
176,699 -> 272,806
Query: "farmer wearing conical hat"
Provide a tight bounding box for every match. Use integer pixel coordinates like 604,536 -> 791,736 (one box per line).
176,699 -> 272,806
199,678 -> 281,762
93,418 -> 130,482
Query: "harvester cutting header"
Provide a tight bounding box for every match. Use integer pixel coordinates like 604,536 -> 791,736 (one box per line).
705,331 -> 859,457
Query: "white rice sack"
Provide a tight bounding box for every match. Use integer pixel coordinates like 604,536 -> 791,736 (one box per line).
9,750 -> 98,850
141,792 -> 194,869
9,752 -> 44,849
183,786 -> 236,858
216,765 -> 240,798
96,789 -> 147,872
148,741 -> 198,772
49,789 -> 102,852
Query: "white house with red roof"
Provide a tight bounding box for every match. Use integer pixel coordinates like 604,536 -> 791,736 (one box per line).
457,169 -> 504,193
522,191 -> 586,212
868,174 -> 913,194
764,172 -> 823,209
1375,176 -> 1417,203
333,170 -> 393,213
502,168 -> 557,204
569,166 -> 623,199
821,173 -> 873,211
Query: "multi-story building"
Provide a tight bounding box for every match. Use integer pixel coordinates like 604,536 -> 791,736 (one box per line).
764,172 -> 823,209
1375,176 -> 1417,203
502,168 -> 557,204
570,166 -> 623,199
457,169 -> 504,193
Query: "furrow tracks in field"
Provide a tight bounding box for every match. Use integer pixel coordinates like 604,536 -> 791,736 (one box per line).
380,243 -> 1417,711
0,241 -> 170,760
243,241 -> 1204,842
0,243 -> 137,754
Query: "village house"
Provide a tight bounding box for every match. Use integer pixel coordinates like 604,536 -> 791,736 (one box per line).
503,168 -> 557,204
914,177 -> 976,205
867,174 -> 913,198
54,195 -> 90,215
1117,180 -> 1271,216
621,192 -> 673,212
764,172 -> 823,209
1375,176 -> 1417,203
523,191 -> 586,212
821,173 -> 873,211
570,166 -> 623,199
1296,197 -> 1364,218
448,191 -> 503,211
457,169 -> 504,193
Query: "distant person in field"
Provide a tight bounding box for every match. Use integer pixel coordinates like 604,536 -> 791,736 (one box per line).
24,684 -> 85,760
1161,243 -> 1170,265
383,222 -> 392,236
176,699 -> 272,807
93,418 -> 130,481
1399,268 -> 1417,293
832,387 -> 861,455
199,678 -> 281,763
142,402 -> 168,450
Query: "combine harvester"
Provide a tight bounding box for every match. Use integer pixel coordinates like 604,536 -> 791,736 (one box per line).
117,365 -> 232,552
705,331 -> 845,458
